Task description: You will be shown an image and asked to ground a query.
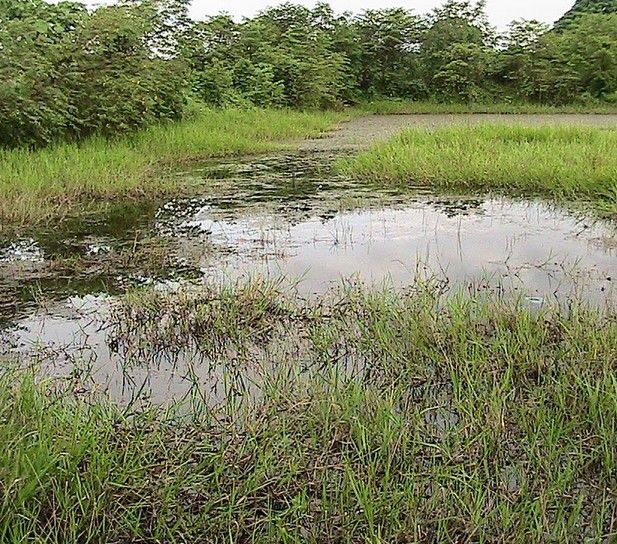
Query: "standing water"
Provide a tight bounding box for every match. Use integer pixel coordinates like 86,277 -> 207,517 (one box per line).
2,117 -> 616,404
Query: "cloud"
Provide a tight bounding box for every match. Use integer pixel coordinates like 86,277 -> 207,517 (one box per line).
187,0 -> 574,29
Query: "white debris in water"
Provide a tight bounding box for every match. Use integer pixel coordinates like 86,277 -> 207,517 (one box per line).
0,239 -> 44,263
155,200 -> 213,236
179,218 -> 215,233
125,274 -> 155,285
193,204 -> 211,217
176,205 -> 217,234
67,293 -> 109,306
153,279 -> 184,292
66,293 -> 112,316
87,244 -> 112,256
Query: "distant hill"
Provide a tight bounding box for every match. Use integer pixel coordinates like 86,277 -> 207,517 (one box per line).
556,0 -> 617,26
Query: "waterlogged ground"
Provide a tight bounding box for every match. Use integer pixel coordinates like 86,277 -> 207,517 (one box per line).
148,155 -> 616,307
2,114 -> 616,403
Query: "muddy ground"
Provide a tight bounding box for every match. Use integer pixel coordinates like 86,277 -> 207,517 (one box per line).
301,113 -> 617,151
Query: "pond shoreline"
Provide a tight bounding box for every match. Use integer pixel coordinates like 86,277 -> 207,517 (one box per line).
2,113 -> 617,543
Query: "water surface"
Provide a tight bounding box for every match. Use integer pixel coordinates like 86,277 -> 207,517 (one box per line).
2,150 -> 616,403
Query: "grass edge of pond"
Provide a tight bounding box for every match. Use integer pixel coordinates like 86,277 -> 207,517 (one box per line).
0,109 -> 350,231
337,123 -> 617,219
357,99 -> 617,115
2,279 -> 616,542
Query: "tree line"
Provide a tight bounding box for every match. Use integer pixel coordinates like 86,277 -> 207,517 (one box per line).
1,0 -> 617,148
557,0 -> 617,26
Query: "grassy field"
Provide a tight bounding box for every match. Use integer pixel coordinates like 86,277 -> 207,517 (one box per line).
0,108 -> 347,227
358,99 -> 617,115
338,124 -> 617,217
2,281 -> 616,543
5,106 -> 617,228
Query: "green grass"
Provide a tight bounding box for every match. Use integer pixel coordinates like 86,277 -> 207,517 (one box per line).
358,98 -> 617,115
5,105 -> 617,227
338,124 -> 617,217
2,281 -> 616,542
0,108 -> 347,227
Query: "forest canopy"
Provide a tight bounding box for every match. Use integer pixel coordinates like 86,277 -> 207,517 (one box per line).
1,0 -> 617,148
557,0 -> 617,26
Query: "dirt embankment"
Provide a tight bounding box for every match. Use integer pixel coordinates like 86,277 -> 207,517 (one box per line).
300,113 -> 617,152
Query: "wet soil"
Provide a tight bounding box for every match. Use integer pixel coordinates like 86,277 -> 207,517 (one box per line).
301,113 -> 617,151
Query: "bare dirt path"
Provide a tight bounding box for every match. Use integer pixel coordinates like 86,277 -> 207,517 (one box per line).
301,113 -> 617,152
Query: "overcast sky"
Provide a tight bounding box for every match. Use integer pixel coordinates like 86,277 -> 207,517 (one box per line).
181,0 -> 575,29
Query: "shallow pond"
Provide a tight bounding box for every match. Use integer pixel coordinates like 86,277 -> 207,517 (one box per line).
172,155 -> 615,301
2,150 -> 616,404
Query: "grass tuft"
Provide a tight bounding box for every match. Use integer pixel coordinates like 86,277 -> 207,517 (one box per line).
338,124 -> 617,216
2,281 -> 616,542
0,108 -> 346,227
358,99 -> 617,115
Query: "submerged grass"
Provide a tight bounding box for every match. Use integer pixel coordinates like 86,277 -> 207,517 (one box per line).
2,280 -> 616,542
338,124 -> 617,217
0,108 -> 346,227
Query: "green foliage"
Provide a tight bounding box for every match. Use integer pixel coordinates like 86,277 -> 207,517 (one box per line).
352,8 -> 425,98
495,14 -> 617,103
0,0 -> 188,148
0,0 -> 84,147
66,2 -> 187,137
2,0 -> 617,149
432,43 -> 491,101
184,3 -> 352,109
421,0 -> 494,94
556,0 -> 617,27
180,0 -> 617,109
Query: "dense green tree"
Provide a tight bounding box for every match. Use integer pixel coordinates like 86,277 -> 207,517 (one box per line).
2,0 -> 617,149
497,14 -> 617,104
557,0 -> 617,27
421,1 -> 496,100
183,3 -> 351,109
496,20 -> 553,100
242,4 -> 350,108
0,0 -> 85,146
352,9 -> 425,98
182,15 -> 238,105
0,0 -> 187,148
556,14 -> 617,99
65,2 -> 187,138
433,43 -> 491,101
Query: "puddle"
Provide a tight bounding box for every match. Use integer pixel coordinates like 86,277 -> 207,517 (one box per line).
0,238 -> 45,263
152,154 -> 616,304
3,298 -> 235,407
168,196 -> 615,301
1,151 -> 616,404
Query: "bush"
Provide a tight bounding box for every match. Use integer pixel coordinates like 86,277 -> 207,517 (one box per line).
0,0 -> 188,149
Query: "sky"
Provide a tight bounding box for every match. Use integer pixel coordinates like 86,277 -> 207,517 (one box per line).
184,0 -> 576,29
